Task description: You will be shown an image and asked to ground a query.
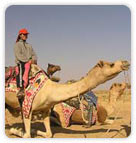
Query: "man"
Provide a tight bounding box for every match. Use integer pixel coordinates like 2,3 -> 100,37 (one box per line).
14,28 -> 37,102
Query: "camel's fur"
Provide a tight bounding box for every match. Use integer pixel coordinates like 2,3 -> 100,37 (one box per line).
97,82 -> 129,124
109,82 -> 127,103
5,60 -> 130,138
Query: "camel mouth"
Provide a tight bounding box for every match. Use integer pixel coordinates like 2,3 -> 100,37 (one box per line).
121,63 -> 130,71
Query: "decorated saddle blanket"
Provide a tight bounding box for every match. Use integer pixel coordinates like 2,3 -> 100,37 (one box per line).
59,91 -> 98,127
5,70 -> 49,118
60,103 -> 76,127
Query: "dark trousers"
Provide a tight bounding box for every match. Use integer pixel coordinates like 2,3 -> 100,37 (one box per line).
16,62 -> 26,88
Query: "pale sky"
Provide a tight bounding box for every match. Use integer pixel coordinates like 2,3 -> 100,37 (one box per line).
5,5 -> 131,89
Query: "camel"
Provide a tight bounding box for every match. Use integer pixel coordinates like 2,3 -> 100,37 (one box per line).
5,60 -> 130,138
96,82 -> 130,124
5,63 -> 61,122
47,63 -> 61,77
109,82 -> 127,103
47,63 -> 61,82
52,95 -> 98,127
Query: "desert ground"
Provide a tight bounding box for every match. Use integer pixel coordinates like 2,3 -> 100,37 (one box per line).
5,89 -> 131,138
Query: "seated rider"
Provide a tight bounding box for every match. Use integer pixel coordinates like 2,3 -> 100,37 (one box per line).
14,28 -> 37,99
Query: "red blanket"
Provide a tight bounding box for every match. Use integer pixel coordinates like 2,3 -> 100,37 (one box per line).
60,103 -> 76,127
23,71 -> 48,118
5,71 -> 48,118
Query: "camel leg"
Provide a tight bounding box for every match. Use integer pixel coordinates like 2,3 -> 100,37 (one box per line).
23,112 -> 32,138
10,128 -> 24,137
37,111 -> 52,138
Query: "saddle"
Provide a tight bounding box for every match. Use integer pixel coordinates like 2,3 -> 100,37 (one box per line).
5,64 -> 46,87
64,91 -> 98,126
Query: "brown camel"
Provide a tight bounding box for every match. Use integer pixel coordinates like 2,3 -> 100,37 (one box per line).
52,81 -> 128,126
47,63 -> 61,82
47,63 -> 61,76
96,82 -> 129,124
109,82 -> 127,103
5,60 -> 130,138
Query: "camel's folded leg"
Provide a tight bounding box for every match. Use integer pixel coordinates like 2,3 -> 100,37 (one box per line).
37,111 -> 52,138
103,119 -> 114,124
23,113 -> 32,138
10,128 -> 24,137
50,116 -> 61,126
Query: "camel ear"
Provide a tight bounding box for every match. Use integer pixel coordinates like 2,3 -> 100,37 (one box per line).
48,63 -> 51,67
98,61 -> 104,68
110,63 -> 114,67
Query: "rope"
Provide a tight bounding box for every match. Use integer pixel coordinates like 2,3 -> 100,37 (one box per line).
77,87 -> 88,124
104,107 -> 120,137
78,95 -> 88,124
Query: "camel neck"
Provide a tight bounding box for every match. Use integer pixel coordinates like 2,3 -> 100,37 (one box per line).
53,69 -> 99,103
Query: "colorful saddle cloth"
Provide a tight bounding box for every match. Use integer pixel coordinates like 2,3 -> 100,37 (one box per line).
60,103 -> 76,127
5,70 -> 49,118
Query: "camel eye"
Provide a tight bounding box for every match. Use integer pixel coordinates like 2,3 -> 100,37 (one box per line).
110,63 -> 114,67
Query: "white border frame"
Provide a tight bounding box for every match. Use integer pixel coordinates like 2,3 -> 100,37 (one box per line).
0,0 -> 135,143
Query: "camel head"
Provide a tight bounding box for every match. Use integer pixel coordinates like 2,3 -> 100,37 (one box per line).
89,60 -> 130,83
47,63 -> 61,76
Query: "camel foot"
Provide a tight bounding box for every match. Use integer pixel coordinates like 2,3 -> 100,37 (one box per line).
23,133 -> 31,138
10,128 -> 24,137
10,128 -> 31,138
37,130 -> 52,138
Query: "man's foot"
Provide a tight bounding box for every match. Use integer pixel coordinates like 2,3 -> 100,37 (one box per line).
17,89 -> 24,99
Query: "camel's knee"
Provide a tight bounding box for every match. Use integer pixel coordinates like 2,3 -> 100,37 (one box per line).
46,132 -> 52,138
23,132 -> 31,138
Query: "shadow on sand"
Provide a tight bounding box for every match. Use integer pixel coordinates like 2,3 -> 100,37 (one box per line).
5,121 -> 131,138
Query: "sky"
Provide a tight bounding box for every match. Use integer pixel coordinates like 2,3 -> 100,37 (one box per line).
5,5 -> 131,89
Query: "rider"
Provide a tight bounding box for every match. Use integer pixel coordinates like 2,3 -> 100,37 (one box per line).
14,28 -> 37,100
